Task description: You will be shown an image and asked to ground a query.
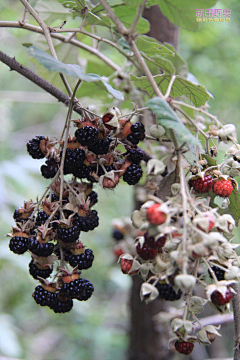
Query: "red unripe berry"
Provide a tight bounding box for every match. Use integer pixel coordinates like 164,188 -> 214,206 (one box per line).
213,179 -> 233,197
211,286 -> 232,306
191,174 -> 214,193
114,247 -> 124,258
120,259 -> 138,275
144,233 -> 166,249
175,341 -> 194,355
136,242 -> 158,260
146,204 -> 167,225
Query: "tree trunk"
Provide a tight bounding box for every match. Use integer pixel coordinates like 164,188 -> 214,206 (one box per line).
128,5 -> 179,360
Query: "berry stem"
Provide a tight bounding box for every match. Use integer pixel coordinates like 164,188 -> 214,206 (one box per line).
191,313 -> 204,330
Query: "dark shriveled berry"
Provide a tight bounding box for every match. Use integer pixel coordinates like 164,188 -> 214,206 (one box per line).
175,341 -> 194,355
156,283 -> 182,301
87,191 -> 98,206
208,266 -> 225,281
27,135 -> 45,159
123,164 -> 143,185
33,285 -> 57,307
9,236 -> 29,254
75,126 -> 99,146
112,229 -> 124,241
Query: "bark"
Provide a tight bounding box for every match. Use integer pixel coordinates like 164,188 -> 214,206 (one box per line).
128,5 -> 179,360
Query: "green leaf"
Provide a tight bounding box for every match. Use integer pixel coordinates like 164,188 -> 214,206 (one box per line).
136,36 -> 174,57
146,54 -> 176,74
162,43 -> 188,78
36,0 -> 71,23
27,45 -> 124,100
114,6 -> 150,34
202,154 -> 217,167
146,0 -> 218,30
146,97 -> 200,147
130,74 -> 209,107
209,190 -> 240,226
123,0 -> 143,5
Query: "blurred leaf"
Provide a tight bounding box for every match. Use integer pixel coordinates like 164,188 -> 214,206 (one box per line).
146,97 -> 200,147
209,189 -> 240,226
146,0 -> 218,30
0,314 -> 22,357
136,36 -> 174,57
131,74 -> 209,107
123,0 -> 143,4
27,45 -> 123,100
35,0 -> 71,23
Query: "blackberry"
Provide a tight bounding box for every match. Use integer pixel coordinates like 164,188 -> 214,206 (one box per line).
112,229 -> 124,241
62,278 -> 94,300
27,135 -> 45,159
144,233 -> 166,249
33,285 -> 57,307
87,191 -> 98,206
68,249 -> 94,270
77,210 -> 99,232
50,295 -> 73,313
47,192 -> 59,202
29,260 -> 53,279
156,283 -> 182,301
88,136 -> 111,155
127,148 -> 144,164
9,236 -> 29,254
72,164 -> 92,179
41,159 -> 58,179
57,223 -> 81,243
123,164 -> 143,185
36,210 -> 49,226
175,341 -> 194,355
127,122 -> 145,145
75,126 -> 99,146
61,148 -> 86,175
209,265 -> 226,281
13,209 -> 27,224
29,238 -> 54,257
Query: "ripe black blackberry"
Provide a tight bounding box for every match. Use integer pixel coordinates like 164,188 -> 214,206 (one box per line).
61,148 -> 86,175
57,223 -> 81,243
127,122 -> 145,145
68,249 -> 94,270
75,126 -> 99,146
209,265 -> 225,281
41,159 -> 59,179
77,210 -> 99,232
27,135 -> 46,159
9,236 -> 29,254
13,210 -> 26,224
112,229 -> 124,241
72,164 -> 92,179
88,136 -> 111,155
87,191 -> 98,206
29,239 -> 54,257
123,164 -> 143,185
29,259 -> 53,279
127,148 -> 144,164
50,295 -> 73,313
36,210 -> 49,226
33,285 -> 57,307
156,283 -> 182,301
61,278 -> 94,300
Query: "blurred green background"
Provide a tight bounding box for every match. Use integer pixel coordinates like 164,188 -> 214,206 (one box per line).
0,0 -> 239,359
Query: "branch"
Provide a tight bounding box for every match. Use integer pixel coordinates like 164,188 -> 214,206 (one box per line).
0,50 -> 84,116
98,0 -> 127,34
126,0 -> 148,35
0,21 -> 120,71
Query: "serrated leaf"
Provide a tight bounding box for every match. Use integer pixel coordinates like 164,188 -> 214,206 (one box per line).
149,55 -> 175,74
114,6 -> 150,34
27,45 -> 123,100
146,97 -> 200,147
136,35 -> 174,57
146,0 -> 218,31
131,74 -> 209,107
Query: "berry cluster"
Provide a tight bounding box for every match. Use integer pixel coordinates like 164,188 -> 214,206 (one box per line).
191,174 -> 233,197
8,111 -> 148,313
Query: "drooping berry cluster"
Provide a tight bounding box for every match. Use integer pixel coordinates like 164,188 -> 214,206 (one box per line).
9,110 -> 149,313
